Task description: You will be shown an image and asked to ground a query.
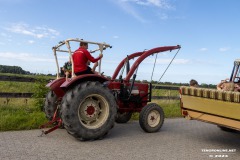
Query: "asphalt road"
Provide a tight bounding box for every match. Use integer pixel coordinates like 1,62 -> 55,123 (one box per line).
0,118 -> 240,160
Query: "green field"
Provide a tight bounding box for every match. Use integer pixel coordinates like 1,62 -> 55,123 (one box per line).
0,73 -> 181,131
0,98 -> 47,131
0,81 -> 34,92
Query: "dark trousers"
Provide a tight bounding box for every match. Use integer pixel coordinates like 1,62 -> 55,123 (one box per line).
75,66 -> 94,76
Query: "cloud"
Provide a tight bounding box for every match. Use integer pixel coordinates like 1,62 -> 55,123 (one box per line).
120,0 -> 173,9
101,26 -> 106,29
116,0 -> 147,23
219,47 -> 230,52
1,32 -> 11,37
157,58 -> 189,64
158,13 -> 168,20
28,40 -> 35,44
4,22 -> 60,39
144,58 -> 190,64
114,0 -> 174,22
200,48 -> 208,51
0,52 -> 55,62
0,52 -> 68,63
0,51 -> 72,66
113,35 -> 119,39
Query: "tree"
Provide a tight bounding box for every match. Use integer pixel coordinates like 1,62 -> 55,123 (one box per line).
0,65 -> 31,74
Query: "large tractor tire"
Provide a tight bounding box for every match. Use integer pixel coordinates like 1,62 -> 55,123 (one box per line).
115,112 -> 132,123
44,90 -> 59,120
61,81 -> 117,141
139,103 -> 164,133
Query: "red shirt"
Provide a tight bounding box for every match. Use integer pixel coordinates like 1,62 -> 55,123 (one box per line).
72,47 -> 101,73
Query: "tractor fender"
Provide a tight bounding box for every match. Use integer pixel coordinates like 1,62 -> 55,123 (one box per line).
46,77 -> 66,97
60,74 -> 109,90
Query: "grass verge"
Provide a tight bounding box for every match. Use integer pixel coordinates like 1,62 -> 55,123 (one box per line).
0,98 -> 47,131
0,106 -> 47,131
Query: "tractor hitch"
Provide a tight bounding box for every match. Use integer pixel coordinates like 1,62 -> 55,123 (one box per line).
38,106 -> 62,137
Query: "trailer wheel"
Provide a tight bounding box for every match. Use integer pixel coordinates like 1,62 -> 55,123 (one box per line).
139,103 -> 164,133
61,81 -> 117,141
44,91 -> 59,120
115,112 -> 132,123
218,125 -> 237,132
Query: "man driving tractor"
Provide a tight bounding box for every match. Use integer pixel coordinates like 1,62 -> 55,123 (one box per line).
73,42 -> 102,75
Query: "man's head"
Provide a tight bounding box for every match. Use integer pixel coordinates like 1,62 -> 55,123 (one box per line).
80,42 -> 88,49
189,79 -> 199,87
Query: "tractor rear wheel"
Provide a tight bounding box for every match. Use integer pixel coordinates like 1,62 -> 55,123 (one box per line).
44,91 -> 58,120
61,81 -> 117,141
139,103 -> 164,133
115,112 -> 132,123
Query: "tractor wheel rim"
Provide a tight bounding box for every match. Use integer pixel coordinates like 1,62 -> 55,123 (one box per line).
78,94 -> 109,129
147,110 -> 160,127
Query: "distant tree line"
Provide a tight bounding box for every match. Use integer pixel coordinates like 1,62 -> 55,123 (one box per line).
0,65 -> 31,74
0,65 -> 55,76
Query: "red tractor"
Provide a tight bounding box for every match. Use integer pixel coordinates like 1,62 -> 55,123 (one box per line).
42,38 -> 180,140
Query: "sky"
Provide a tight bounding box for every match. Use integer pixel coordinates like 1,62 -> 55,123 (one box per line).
0,0 -> 240,84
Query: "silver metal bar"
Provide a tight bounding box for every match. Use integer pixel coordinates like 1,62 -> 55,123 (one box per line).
53,48 -> 60,79
90,47 -> 107,53
55,49 -> 74,53
98,44 -> 105,75
65,41 -> 76,78
65,38 -> 111,48
56,48 -> 105,54
52,41 -> 65,50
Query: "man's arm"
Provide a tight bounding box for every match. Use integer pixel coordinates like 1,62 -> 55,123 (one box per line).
92,62 -> 98,73
85,50 -> 103,63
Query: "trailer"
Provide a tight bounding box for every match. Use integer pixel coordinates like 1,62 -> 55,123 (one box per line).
180,59 -> 240,132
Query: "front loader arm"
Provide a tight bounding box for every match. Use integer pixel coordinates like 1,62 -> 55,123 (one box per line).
124,45 -> 181,81
111,51 -> 145,80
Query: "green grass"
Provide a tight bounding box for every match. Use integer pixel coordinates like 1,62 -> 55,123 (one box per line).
0,81 -> 35,92
152,88 -> 179,96
0,72 -> 34,77
0,73 -> 54,93
0,72 -> 55,79
154,100 -> 181,118
0,73 -> 53,131
0,99 -> 47,131
0,106 -> 47,131
131,100 -> 181,120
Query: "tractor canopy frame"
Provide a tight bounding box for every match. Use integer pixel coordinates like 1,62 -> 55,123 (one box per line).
52,38 -> 112,79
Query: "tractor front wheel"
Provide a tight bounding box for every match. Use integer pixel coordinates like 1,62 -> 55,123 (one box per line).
61,81 -> 117,141
139,103 -> 164,133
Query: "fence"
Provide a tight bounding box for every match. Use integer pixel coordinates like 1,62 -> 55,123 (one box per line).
0,75 -> 180,100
